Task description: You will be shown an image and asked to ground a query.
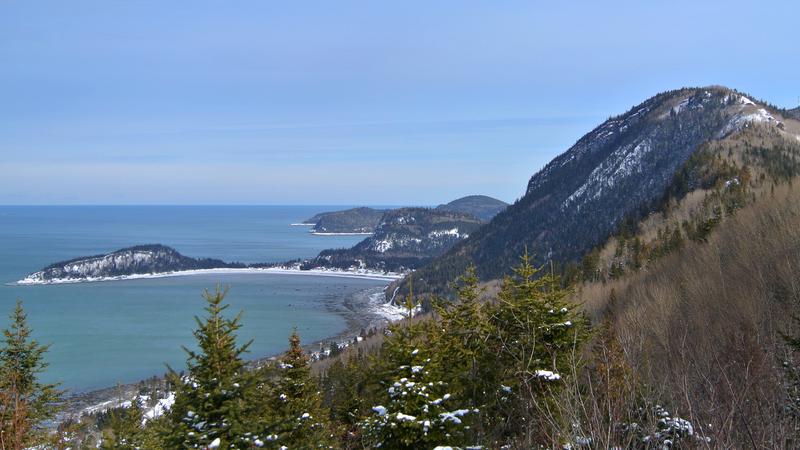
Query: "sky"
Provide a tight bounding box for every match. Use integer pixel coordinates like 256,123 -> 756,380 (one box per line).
1,1 -> 798,205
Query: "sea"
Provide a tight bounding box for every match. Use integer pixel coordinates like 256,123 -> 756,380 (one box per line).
0,206 -> 389,393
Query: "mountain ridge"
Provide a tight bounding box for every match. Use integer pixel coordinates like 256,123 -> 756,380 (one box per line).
400,86 -> 800,297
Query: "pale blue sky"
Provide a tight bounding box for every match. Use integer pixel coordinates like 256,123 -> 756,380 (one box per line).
1,1 -> 798,205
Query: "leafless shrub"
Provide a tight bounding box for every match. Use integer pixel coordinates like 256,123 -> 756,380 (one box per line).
572,183 -> 800,447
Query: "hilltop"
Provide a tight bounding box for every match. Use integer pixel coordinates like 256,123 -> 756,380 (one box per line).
434,195 -> 508,222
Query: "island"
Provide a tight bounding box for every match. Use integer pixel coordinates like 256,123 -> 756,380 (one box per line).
16,244 -> 243,284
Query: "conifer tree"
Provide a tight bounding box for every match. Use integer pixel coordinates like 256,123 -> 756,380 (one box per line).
0,300 -> 62,450
360,321 -> 474,450
162,287 -> 262,449
322,355 -> 366,447
490,251 -> 589,442
101,396 -> 146,450
267,329 -> 333,448
434,266 -> 498,441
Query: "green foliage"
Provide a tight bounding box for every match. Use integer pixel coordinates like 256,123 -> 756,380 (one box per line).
433,267 -> 498,441
352,255 -> 589,448
321,353 -> 369,447
489,253 -> 589,443
0,300 -> 63,450
161,286 -> 262,449
360,323 -> 472,450
100,397 -> 151,450
267,330 -> 334,448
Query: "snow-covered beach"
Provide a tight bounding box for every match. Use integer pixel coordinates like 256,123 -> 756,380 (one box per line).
310,231 -> 374,236
13,266 -> 403,286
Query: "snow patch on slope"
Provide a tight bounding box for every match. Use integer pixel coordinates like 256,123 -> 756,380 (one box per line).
427,228 -> 463,239
563,139 -> 651,209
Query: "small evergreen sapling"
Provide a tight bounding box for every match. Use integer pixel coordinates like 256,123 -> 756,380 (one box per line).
0,301 -> 63,450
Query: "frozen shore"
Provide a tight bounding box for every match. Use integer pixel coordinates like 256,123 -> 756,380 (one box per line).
13,266 -> 403,286
310,231 -> 374,236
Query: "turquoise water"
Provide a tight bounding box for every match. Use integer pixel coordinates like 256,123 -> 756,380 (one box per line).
0,206 -> 384,392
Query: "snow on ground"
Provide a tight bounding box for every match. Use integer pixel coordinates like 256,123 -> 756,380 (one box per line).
13,266 -> 403,285
534,370 -> 561,381
367,288 -> 422,322
562,138 -> 651,209
81,392 -> 175,424
143,392 -> 175,421
427,228 -> 462,239
719,103 -> 776,137
310,232 -> 374,236
739,95 -> 756,106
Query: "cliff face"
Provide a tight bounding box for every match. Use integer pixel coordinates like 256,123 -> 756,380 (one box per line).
19,244 -> 238,284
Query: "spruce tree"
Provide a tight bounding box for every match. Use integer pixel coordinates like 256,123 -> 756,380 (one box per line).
360,321 -> 473,450
0,300 -> 62,450
323,355 -> 366,447
101,396 -> 146,450
490,251 -> 589,442
434,266 -> 498,443
267,329 -> 333,448
162,287 -> 262,448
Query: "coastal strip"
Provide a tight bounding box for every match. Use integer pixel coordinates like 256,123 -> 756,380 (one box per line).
12,267 -> 403,286
310,231 -> 374,236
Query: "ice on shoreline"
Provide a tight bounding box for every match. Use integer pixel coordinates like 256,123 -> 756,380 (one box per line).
310,231 -> 374,236
367,288 -> 420,321
13,266 -> 403,286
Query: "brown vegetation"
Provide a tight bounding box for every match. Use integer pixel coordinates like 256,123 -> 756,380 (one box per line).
573,182 -> 800,448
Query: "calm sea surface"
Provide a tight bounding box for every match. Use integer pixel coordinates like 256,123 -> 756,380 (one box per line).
0,206 -> 384,392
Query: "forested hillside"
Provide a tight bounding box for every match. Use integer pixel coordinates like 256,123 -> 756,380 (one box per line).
303,207 -> 484,272
401,87 -> 800,298
303,207 -> 386,234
